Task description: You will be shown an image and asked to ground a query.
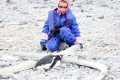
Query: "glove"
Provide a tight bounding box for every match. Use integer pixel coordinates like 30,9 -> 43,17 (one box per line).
79,43 -> 83,49
40,39 -> 47,50
50,28 -> 60,35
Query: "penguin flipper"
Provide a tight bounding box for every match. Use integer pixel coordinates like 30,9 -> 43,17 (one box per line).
49,58 -> 61,69
49,59 -> 57,69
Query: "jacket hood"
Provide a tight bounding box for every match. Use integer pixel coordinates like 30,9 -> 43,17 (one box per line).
57,0 -> 70,14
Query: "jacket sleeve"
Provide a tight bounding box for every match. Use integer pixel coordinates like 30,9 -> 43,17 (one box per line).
41,12 -> 50,40
71,15 -> 81,37
42,14 -> 49,34
71,15 -> 82,43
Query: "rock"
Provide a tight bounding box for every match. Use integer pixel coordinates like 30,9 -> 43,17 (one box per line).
60,63 -> 67,68
0,73 -> 14,79
19,21 -> 28,25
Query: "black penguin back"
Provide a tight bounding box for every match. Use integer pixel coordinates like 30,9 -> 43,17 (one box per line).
35,55 -> 55,68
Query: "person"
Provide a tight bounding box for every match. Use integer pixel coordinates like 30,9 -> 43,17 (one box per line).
40,0 -> 83,52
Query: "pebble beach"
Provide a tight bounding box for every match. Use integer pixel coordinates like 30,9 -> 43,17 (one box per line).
0,0 -> 120,80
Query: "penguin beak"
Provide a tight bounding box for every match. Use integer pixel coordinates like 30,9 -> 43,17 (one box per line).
60,55 -> 64,57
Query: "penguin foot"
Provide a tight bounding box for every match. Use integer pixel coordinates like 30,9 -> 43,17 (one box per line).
43,68 -> 50,72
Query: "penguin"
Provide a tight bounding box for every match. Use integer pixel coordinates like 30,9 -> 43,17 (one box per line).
34,55 -> 63,71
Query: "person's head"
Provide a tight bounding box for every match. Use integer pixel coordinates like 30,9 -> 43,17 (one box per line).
57,0 -> 69,14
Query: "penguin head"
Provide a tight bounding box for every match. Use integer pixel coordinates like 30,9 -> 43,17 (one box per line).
55,55 -> 63,61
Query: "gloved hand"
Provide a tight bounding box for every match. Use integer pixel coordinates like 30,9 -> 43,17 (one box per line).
50,28 -> 60,35
40,39 -> 47,50
79,43 -> 83,49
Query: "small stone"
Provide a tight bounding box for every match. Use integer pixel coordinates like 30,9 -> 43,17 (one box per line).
98,16 -> 104,19
0,73 -> 14,79
19,21 -> 28,25
60,63 -> 67,68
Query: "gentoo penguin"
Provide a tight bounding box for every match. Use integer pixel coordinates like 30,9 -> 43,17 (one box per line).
34,55 -> 63,71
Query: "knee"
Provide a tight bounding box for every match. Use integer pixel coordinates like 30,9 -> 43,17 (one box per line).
60,27 -> 71,37
60,27 -> 70,33
46,42 -> 58,52
60,27 -> 75,41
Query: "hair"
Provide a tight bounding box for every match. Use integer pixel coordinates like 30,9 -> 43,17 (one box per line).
60,0 -> 67,3
58,0 -> 69,6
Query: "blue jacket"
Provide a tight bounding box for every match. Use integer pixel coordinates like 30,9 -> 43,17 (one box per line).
42,8 -> 81,37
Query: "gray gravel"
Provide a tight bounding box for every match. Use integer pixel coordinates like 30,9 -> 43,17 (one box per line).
0,0 -> 120,80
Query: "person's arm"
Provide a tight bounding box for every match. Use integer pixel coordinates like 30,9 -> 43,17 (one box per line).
70,15 -> 83,49
71,15 -> 81,40
41,12 -> 50,40
40,12 -> 50,50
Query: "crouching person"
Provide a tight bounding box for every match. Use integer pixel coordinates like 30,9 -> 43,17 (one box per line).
40,0 -> 83,52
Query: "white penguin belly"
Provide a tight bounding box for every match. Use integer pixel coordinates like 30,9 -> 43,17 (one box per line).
36,63 -> 52,70
53,60 -> 61,68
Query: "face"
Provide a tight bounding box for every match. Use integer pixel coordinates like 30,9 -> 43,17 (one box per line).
58,1 -> 68,13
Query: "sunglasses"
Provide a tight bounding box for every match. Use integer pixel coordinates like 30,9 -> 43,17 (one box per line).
58,5 -> 67,9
